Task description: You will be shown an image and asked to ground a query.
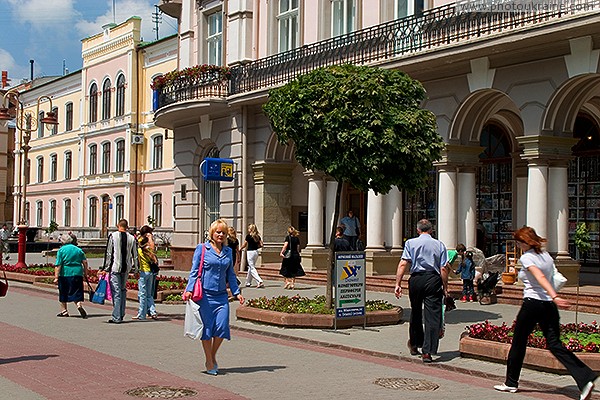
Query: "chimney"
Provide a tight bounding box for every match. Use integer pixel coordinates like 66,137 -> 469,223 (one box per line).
30,59 -> 34,81
1,71 -> 10,88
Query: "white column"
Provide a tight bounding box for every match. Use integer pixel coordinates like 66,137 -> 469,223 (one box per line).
458,168 -> 477,248
366,189 -> 385,249
306,173 -> 324,248
437,167 -> 457,247
325,180 -> 338,245
385,186 -> 403,250
516,175 -> 528,230
548,163 -> 569,255
526,162 -> 548,238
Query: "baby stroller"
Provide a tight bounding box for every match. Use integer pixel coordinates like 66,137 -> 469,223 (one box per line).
477,271 -> 499,305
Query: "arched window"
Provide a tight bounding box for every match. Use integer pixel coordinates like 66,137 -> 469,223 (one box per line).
89,197 -> 98,227
116,74 -> 126,117
65,102 -> 73,131
37,157 -> 44,183
89,144 -> 97,175
89,83 -> 98,123
38,110 -> 45,138
152,193 -> 162,227
50,154 -> 57,181
49,199 -> 56,223
36,201 -> 43,227
102,142 -> 111,173
102,79 -> 111,120
115,194 -> 124,222
64,151 -> 72,180
51,107 -> 58,135
116,139 -> 125,172
64,198 -> 71,227
153,135 -> 163,170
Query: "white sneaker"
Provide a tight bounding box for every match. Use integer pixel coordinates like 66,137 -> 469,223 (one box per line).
494,384 -> 518,393
581,380 -> 595,400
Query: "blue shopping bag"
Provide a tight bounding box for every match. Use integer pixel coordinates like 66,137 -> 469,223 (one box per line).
92,277 -> 107,304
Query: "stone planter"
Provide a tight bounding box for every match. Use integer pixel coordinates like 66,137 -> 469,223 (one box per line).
236,306 -> 403,329
4,271 -> 52,284
501,272 -> 517,285
460,335 -> 600,374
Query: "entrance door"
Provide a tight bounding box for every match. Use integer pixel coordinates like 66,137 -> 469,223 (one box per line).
345,186 -> 366,242
101,195 -> 110,238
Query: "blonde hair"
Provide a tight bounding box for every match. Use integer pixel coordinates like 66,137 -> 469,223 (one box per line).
208,219 -> 229,246
287,226 -> 299,237
248,223 -> 261,242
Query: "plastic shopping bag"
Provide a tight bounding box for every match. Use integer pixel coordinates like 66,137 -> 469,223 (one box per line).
92,278 -> 107,304
184,300 -> 203,340
105,274 -> 112,301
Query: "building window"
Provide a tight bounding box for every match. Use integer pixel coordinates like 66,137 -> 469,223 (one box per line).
64,198 -> 71,227
332,0 -> 356,36
152,193 -> 162,227
89,197 -> 98,227
102,79 -> 111,120
50,107 -> 58,135
116,139 -> 125,172
89,144 -> 97,175
36,201 -> 43,227
89,83 -> 98,123
50,154 -> 57,181
153,135 -> 163,170
115,195 -> 124,222
102,142 -> 111,174
116,74 -> 126,117
38,111 -> 45,138
37,157 -> 44,183
65,102 -> 73,131
64,151 -> 72,180
50,199 -> 56,223
207,11 -> 223,65
395,0 -> 423,18
25,202 -> 30,225
278,0 -> 299,52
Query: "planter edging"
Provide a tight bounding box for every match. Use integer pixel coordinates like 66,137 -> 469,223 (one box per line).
236,306 -> 403,328
460,335 -> 600,374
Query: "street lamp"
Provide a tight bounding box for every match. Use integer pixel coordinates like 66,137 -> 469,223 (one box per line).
0,88 -> 58,268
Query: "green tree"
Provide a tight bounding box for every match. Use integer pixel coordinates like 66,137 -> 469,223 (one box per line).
575,222 -> 591,256
263,64 -> 444,308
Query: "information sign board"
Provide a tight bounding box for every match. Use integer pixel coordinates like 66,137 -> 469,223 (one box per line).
200,158 -> 234,181
334,251 -> 366,319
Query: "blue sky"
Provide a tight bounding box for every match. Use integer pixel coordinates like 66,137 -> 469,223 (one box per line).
0,0 -> 177,85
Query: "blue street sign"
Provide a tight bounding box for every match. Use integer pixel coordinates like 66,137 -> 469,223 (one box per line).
200,158 -> 234,181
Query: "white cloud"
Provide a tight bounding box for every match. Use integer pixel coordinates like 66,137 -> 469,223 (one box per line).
76,0 -> 171,42
0,48 -> 27,84
4,0 -> 79,29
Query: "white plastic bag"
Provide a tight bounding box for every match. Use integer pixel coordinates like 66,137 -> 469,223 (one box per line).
552,265 -> 567,292
184,300 -> 203,340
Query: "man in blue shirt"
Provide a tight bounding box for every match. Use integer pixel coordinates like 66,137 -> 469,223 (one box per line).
395,219 -> 449,363
339,210 -> 361,250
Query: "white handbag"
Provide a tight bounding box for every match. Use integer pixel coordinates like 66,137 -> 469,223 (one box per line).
552,265 -> 567,292
184,300 -> 203,340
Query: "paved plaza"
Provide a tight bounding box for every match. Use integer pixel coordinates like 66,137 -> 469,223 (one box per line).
0,253 -> 598,400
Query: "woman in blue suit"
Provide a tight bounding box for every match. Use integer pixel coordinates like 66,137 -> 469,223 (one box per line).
183,219 -> 244,375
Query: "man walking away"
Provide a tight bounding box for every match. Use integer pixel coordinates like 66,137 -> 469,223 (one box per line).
99,219 -> 138,323
395,219 -> 449,363
0,224 -> 10,260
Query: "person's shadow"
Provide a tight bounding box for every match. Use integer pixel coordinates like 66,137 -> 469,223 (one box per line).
0,354 -> 59,365
213,365 -> 286,375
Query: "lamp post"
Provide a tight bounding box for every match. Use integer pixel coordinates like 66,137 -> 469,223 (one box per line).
0,88 -> 58,268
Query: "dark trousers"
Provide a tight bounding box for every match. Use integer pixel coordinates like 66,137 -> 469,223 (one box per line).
408,272 -> 443,355
462,279 -> 474,296
343,235 -> 358,250
505,298 -> 597,389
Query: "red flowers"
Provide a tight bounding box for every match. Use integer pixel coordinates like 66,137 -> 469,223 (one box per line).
151,64 -> 231,90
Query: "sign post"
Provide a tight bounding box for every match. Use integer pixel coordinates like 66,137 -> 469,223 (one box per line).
200,158 -> 234,181
334,251 -> 366,330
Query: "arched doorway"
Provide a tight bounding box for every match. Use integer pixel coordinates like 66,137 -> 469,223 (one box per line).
477,123 -> 513,256
403,171 -> 437,240
568,113 -> 600,271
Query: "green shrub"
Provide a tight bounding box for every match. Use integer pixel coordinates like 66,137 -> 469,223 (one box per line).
246,295 -> 394,314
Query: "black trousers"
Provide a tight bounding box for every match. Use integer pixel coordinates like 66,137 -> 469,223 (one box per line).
408,272 -> 443,355
505,298 -> 597,389
343,235 -> 358,250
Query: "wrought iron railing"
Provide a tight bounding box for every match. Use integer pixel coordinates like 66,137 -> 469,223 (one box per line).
157,71 -> 229,108
156,0 -> 599,108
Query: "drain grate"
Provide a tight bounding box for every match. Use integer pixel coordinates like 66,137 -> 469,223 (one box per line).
125,386 -> 198,398
374,377 -> 439,391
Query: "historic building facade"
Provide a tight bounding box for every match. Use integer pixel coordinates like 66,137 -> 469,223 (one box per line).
14,17 -> 177,240
154,0 -> 600,279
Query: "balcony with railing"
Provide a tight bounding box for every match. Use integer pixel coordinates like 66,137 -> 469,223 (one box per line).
154,0 -> 600,116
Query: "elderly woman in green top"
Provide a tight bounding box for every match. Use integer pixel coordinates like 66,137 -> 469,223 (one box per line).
53,233 -> 89,318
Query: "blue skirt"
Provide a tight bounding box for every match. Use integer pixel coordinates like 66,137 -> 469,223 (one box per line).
198,289 -> 230,340
57,276 -> 84,303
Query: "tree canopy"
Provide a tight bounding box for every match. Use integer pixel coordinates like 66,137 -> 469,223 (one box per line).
262,64 -> 444,195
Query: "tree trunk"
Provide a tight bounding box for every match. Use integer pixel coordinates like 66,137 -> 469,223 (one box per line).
326,182 -> 343,309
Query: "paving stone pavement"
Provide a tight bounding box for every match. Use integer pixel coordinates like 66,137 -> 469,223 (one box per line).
0,252 -> 598,400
